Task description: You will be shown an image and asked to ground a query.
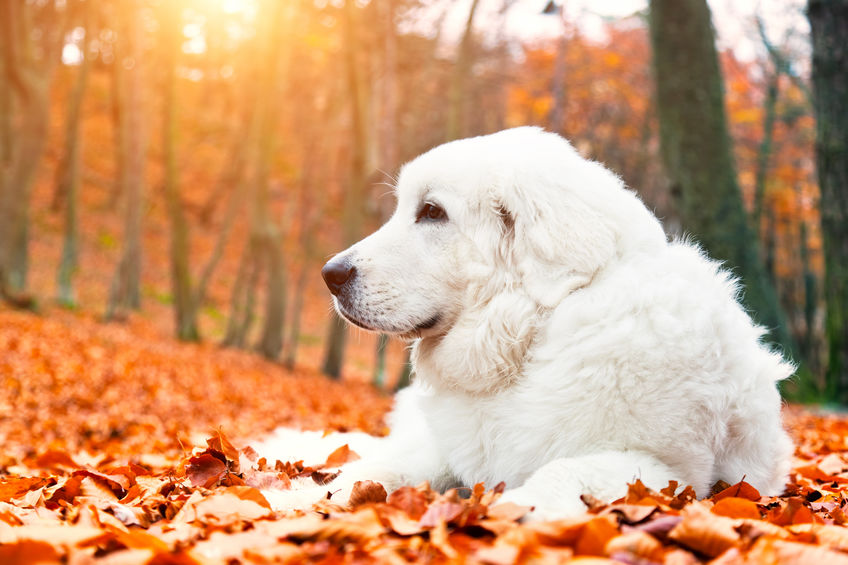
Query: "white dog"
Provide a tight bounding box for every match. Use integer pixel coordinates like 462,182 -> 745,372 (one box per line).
259,127 -> 793,520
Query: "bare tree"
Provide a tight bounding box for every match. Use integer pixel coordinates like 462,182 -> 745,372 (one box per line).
56,1 -> 94,307
221,0 -> 291,360
0,0 -> 68,300
160,1 -> 199,340
322,0 -> 372,378
106,0 -> 147,320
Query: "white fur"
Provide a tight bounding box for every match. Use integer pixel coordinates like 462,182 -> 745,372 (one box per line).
258,127 -> 794,520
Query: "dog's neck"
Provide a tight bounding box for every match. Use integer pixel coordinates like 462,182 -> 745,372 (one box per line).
411,290 -> 544,396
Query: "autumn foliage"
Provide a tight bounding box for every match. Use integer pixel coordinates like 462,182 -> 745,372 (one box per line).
2,309 -> 848,563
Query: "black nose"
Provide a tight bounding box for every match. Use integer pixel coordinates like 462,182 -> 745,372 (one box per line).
321,259 -> 356,296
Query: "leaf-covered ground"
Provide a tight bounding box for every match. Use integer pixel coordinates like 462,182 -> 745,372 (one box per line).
3,309 -> 848,564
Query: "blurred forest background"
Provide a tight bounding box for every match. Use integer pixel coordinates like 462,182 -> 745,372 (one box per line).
0,0 -> 845,401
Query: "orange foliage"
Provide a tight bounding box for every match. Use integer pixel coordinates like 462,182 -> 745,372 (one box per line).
2,309 -> 848,562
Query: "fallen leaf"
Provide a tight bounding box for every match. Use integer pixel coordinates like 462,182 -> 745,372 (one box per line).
185,454 -> 227,489
348,480 -> 387,507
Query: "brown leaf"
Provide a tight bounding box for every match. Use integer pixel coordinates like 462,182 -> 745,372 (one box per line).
605,503 -> 659,524
324,444 -> 360,468
712,480 -> 762,503
711,497 -> 762,520
185,453 -> 227,488
605,530 -> 664,562
206,429 -> 240,464
72,469 -> 130,496
419,501 -> 464,528
348,480 -> 387,508
178,488 -> 272,524
0,540 -> 60,564
575,515 -> 620,556
0,477 -> 53,503
387,485 -> 429,520
377,505 -> 425,536
310,469 -> 340,485
34,450 -> 79,471
487,502 -> 531,522
668,503 -> 741,558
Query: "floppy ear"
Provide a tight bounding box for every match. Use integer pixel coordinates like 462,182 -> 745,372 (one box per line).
496,183 -> 618,309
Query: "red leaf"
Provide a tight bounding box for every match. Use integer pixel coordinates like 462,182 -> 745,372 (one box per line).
186,453 -> 227,488
387,486 -> 429,520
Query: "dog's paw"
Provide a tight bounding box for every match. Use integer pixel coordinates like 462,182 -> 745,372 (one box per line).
496,487 -> 588,522
262,485 -> 330,514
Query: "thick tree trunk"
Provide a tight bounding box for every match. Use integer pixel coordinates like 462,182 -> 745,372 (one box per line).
56,5 -> 93,307
648,0 -> 793,352
808,0 -> 848,399
106,0 -> 146,320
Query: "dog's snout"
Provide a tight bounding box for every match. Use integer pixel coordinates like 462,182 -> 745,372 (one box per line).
322,259 -> 356,296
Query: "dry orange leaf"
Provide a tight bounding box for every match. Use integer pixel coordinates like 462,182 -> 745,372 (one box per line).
324,444 -> 360,468
711,497 -> 762,520
575,515 -> 619,556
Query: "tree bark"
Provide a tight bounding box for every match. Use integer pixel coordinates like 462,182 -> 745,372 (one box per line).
753,73 -> 779,232
322,0 -> 371,378
0,0 -> 66,297
808,0 -> 848,399
161,2 -> 199,341
648,0 -> 793,353
56,3 -> 93,307
106,0 -> 146,320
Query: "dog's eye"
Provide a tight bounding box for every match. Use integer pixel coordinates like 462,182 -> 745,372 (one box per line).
416,202 -> 447,223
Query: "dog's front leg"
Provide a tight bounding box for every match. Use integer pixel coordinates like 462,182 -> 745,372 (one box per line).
497,450 -> 676,521
262,386 -> 447,513
262,439 -> 446,513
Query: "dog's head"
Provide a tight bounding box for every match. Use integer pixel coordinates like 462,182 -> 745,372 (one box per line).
322,127 -> 665,393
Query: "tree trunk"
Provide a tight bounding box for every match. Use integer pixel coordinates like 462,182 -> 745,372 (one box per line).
108,31 -> 127,211
106,0 -> 146,320
374,333 -> 389,388
56,4 -> 93,307
223,238 -> 261,348
753,72 -> 779,231
446,0 -> 481,141
252,0 -> 292,361
648,0 -> 793,352
196,113 -> 250,225
0,0 -> 65,296
161,2 -> 199,341
283,262 -> 308,370
322,0 -> 371,378
808,0 -> 848,399
372,0 -> 399,386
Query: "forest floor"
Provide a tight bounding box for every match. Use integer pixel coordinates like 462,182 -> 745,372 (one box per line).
3,308 -> 848,563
